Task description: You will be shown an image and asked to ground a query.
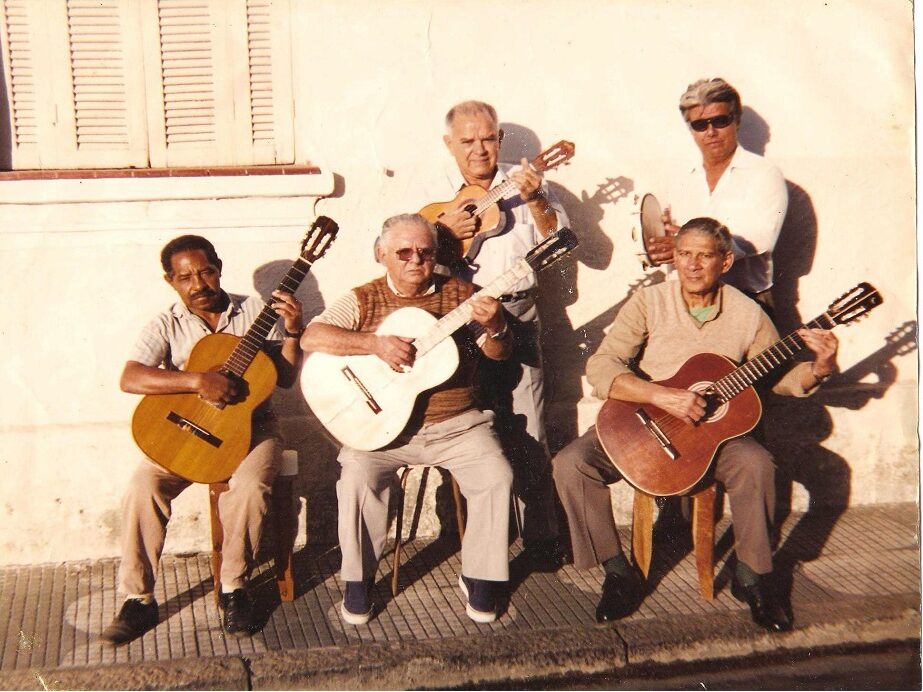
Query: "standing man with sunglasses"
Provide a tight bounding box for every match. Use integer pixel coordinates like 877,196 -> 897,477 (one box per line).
301,213 -> 514,625
646,78 -> 788,311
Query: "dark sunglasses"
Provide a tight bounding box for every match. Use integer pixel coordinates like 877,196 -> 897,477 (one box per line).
689,115 -> 734,132
395,247 -> 436,262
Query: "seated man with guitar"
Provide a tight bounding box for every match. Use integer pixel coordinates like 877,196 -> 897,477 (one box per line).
552,217 -> 839,632
421,100 -> 572,567
300,213 -> 514,624
101,235 -> 304,644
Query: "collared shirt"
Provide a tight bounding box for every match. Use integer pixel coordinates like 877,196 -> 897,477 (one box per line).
668,146 -> 788,294
129,292 -> 281,371
442,161 -> 570,307
586,281 -> 812,401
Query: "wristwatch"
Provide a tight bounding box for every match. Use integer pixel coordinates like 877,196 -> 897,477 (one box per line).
488,324 -> 510,340
811,364 -> 833,385
284,328 -> 303,339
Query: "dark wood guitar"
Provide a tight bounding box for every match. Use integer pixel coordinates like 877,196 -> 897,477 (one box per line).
130,216 -> 338,484
596,283 -> 882,496
419,140 -> 574,264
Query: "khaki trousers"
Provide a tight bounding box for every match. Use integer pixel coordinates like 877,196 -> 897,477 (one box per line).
337,409 -> 513,583
552,426 -> 776,574
118,422 -> 282,597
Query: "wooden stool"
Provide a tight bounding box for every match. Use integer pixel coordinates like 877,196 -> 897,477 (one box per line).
631,483 -> 717,600
209,450 -> 299,605
391,467 -> 465,596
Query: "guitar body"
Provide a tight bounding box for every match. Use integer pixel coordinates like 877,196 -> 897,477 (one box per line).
131,333 -> 278,484
596,352 -> 762,496
420,184 -> 506,262
301,307 -> 460,451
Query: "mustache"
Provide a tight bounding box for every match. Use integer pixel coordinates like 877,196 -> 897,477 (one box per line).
190,288 -> 216,299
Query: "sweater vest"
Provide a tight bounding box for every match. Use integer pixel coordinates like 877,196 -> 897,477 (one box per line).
353,276 -> 481,425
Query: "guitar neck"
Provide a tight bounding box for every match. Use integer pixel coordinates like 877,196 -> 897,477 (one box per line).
222,256 -> 313,378
473,179 -> 519,215
712,311 -> 835,401
413,260 -> 534,356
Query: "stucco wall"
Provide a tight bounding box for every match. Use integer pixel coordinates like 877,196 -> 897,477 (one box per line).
0,0 -> 916,566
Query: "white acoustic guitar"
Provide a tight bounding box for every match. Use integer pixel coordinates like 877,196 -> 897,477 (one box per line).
301,229 -> 578,451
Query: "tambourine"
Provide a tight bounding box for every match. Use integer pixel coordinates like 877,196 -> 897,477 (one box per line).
631,193 -> 666,269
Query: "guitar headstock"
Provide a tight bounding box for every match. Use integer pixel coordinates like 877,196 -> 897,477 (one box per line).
827,282 -> 883,325
532,140 -> 575,173
301,215 -> 339,262
525,228 -> 579,272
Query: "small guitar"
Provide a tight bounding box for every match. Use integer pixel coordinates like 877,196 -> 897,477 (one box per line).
596,283 -> 882,496
131,216 -> 339,484
420,140 -> 575,264
301,228 -> 578,451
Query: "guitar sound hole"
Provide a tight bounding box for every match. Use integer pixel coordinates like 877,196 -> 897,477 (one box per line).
689,382 -> 728,423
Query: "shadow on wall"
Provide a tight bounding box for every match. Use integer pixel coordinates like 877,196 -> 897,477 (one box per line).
251,262 -> 341,547
0,54 -> 11,169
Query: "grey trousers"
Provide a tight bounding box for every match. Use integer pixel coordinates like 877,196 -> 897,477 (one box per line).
337,409 -> 513,582
552,426 -> 776,574
118,422 -> 282,598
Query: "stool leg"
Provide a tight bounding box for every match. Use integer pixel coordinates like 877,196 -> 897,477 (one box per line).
632,490 -> 654,578
450,476 -> 465,544
391,468 -> 411,597
272,476 -> 296,602
209,482 -> 230,607
691,484 -> 716,600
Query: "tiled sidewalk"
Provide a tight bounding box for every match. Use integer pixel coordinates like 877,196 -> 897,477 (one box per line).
1,504 -> 919,682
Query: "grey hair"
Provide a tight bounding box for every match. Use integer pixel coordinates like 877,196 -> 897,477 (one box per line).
378,213 -> 438,248
677,217 -> 733,256
445,100 -> 498,131
678,78 -> 742,123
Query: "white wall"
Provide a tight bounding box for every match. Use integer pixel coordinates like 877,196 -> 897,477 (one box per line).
0,0 -> 915,565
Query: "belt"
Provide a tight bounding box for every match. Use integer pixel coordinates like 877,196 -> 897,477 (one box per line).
499,289 -> 535,303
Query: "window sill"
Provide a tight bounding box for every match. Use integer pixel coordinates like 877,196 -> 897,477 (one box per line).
0,165 -> 334,204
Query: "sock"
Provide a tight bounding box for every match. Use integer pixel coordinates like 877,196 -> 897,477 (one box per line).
735,560 -> 760,587
602,552 -> 631,577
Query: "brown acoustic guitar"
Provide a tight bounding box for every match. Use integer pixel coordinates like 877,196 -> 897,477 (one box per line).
130,216 -> 338,484
419,140 -> 574,264
596,282 -> 882,496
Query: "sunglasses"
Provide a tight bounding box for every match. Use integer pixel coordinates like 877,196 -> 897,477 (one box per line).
394,247 -> 436,262
688,115 -> 735,132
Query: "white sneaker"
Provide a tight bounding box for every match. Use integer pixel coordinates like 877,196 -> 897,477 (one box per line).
458,575 -> 497,623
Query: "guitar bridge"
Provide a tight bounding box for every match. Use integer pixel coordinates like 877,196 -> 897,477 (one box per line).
342,366 -> 382,414
166,411 -> 223,448
634,408 -> 678,460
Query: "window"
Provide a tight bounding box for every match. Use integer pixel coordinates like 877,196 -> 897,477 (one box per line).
0,0 -> 294,170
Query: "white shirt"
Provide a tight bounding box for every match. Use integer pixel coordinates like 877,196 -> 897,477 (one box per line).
668,146 -> 788,294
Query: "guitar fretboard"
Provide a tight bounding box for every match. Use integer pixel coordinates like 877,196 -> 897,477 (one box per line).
222,257 -> 313,378
413,260 -> 534,356
710,312 -> 835,402
473,179 -> 520,215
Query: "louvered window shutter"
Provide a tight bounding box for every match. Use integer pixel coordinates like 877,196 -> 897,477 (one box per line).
0,0 -> 149,169
142,0 -> 294,167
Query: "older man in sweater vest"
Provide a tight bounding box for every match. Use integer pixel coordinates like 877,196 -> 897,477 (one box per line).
301,213 -> 514,625
552,217 -> 838,632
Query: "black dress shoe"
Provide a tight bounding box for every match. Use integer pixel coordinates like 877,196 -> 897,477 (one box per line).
219,589 -> 256,636
100,598 -> 159,645
595,568 -> 645,624
731,575 -> 793,633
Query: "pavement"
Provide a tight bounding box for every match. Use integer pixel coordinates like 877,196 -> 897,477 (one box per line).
0,502 -> 919,690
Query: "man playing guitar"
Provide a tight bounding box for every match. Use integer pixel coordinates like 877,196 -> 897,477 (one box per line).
551,218 -> 838,632
432,100 -> 570,567
101,235 -> 303,644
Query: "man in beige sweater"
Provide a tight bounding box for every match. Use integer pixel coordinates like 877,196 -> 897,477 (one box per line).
552,217 -> 838,632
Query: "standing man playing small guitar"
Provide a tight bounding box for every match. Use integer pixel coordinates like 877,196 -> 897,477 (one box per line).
101,235 -> 303,644
432,100 -> 570,567
552,218 -> 838,631
301,213 -> 514,625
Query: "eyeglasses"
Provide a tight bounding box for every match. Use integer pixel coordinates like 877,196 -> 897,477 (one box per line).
394,247 -> 436,262
688,115 -> 734,132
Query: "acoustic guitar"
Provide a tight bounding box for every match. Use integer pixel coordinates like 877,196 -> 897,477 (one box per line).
301,228 -> 578,451
131,216 -> 338,484
595,282 -> 882,496
419,140 -> 574,264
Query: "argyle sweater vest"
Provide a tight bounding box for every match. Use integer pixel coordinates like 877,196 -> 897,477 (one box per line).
353,276 -> 481,425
